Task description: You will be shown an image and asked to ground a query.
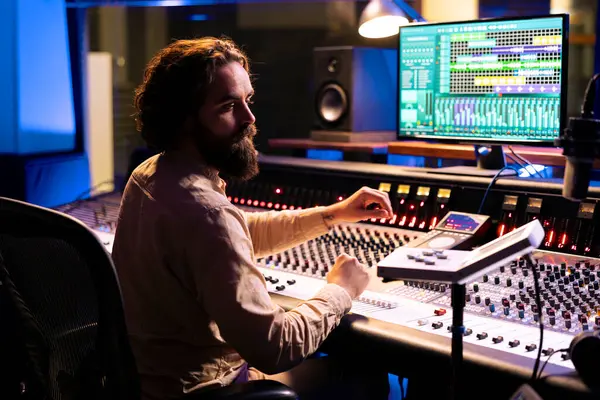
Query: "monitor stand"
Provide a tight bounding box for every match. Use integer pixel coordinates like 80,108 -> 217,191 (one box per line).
430,145 -> 514,177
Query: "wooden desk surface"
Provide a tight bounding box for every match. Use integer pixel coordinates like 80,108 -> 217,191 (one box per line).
268,138 -> 388,153
388,141 -> 570,167
267,138 -> 584,168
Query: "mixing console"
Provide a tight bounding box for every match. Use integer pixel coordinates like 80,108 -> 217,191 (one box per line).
253,217 -> 589,372
53,155 -> 600,398
57,194 -> 591,374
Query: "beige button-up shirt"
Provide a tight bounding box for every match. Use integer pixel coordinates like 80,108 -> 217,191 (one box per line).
111,152 -> 353,400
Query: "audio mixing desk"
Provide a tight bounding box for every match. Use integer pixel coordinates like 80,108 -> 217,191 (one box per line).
54,155 -> 600,399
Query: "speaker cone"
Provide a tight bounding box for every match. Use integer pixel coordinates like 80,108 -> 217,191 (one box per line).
316,83 -> 347,125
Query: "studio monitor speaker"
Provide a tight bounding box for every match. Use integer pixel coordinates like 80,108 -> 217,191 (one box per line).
311,46 -> 397,142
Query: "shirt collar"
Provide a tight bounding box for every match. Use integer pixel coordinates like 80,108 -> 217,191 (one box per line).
162,150 -> 226,194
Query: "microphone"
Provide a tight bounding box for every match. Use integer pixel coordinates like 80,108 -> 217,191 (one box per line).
556,117 -> 600,201
555,74 -> 600,202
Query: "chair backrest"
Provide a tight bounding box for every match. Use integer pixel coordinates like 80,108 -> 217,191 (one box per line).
0,197 -> 140,400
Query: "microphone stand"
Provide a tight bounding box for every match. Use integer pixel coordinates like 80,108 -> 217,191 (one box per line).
450,283 -> 466,400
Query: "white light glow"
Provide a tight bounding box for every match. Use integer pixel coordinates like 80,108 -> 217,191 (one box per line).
358,15 -> 409,38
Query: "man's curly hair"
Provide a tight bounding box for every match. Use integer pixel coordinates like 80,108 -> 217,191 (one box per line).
133,37 -> 250,151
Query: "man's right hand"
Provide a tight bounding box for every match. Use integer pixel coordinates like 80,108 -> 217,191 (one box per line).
327,253 -> 370,299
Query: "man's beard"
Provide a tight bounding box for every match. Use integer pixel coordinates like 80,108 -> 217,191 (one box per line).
193,123 -> 259,181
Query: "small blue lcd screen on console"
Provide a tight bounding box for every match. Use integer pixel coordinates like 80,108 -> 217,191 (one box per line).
440,213 -> 480,232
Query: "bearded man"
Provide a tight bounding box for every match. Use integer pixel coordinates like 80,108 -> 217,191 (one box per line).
112,37 -> 392,400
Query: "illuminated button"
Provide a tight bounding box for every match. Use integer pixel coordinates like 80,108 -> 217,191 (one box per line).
434,308 -> 447,316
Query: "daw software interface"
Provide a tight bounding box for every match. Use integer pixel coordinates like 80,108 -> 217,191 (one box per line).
398,15 -> 568,144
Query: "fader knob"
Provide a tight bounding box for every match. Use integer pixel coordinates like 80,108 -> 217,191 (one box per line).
542,348 -> 554,356
525,344 -> 537,352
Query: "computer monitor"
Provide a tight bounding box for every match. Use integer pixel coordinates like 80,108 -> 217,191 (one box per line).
397,14 -> 569,173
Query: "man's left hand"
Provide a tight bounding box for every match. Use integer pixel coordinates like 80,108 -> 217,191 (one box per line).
323,186 -> 393,224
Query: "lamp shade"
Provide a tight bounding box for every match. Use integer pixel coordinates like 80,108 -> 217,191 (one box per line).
358,0 -> 409,38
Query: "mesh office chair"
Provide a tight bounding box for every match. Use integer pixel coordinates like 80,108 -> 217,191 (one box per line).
0,196 -> 297,400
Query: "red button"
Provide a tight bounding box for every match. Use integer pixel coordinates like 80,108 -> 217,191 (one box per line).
434,308 -> 446,316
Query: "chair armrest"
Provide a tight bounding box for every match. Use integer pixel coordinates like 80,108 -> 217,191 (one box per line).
180,380 -> 298,400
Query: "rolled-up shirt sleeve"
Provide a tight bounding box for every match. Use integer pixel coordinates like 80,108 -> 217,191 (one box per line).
244,207 -> 331,258
187,205 -> 352,375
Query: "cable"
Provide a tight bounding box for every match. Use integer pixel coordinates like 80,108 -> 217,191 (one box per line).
581,73 -> 600,118
506,153 -> 526,168
525,254 -> 544,383
507,146 -> 545,179
506,153 -> 528,170
59,180 -> 115,214
477,166 -> 518,214
537,348 -> 569,380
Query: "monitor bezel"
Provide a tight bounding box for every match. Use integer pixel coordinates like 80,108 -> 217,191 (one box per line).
396,13 -> 570,147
